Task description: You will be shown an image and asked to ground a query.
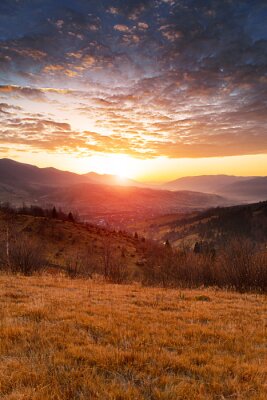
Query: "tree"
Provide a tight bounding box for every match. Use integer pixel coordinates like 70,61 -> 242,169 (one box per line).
52,206 -> 58,219
194,242 -> 201,254
1,211 -> 16,270
68,212 -> 75,222
165,239 -> 171,248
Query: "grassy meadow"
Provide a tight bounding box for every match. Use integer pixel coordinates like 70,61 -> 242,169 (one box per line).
0,274 -> 266,400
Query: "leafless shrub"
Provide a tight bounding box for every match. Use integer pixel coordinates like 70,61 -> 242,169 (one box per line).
169,251 -> 215,288
141,237 -> 267,292
0,238 -> 7,270
106,261 -> 128,284
65,245 -> 99,278
216,238 -> 267,291
9,234 -> 47,275
100,239 -> 128,283
101,239 -> 113,279
140,240 -> 212,288
252,251 -> 267,292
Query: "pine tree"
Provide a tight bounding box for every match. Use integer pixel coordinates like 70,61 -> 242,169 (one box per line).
68,212 -> 75,222
52,206 -> 58,219
165,239 -> 171,248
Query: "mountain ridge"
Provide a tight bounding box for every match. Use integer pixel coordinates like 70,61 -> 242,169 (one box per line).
0,158 -> 232,224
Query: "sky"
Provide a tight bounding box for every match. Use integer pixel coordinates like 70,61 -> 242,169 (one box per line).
0,0 -> 266,182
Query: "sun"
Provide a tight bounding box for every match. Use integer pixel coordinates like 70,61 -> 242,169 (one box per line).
107,154 -> 138,179
73,153 -> 145,180
116,171 -> 128,180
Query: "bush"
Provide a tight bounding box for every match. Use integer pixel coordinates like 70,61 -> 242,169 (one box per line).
65,248 -> 98,278
141,237 -> 267,292
216,239 -> 267,292
9,234 -> 47,275
106,261 -> 128,284
100,239 -> 128,283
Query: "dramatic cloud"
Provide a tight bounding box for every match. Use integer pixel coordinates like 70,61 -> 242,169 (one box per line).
0,0 -> 266,159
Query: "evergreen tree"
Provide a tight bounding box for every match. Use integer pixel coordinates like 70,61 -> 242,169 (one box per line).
52,206 -> 58,219
165,239 -> 171,248
68,212 -> 75,222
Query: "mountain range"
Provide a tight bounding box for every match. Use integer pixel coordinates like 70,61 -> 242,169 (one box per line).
161,175 -> 249,193
0,158 -> 266,225
161,174 -> 267,201
0,158 -> 143,188
0,159 -> 230,223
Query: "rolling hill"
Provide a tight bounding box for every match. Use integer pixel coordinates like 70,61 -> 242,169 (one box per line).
0,208 -> 142,276
0,159 -> 231,225
162,174 -> 267,202
162,175 -> 252,193
127,200 -> 267,248
221,177 -> 267,201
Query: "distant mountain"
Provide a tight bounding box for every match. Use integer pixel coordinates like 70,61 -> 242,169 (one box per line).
0,158 -> 88,187
220,177 -> 267,201
162,174 -> 267,202
162,175 -> 250,193
82,171 -> 146,188
0,158 -> 143,188
0,158 -> 231,221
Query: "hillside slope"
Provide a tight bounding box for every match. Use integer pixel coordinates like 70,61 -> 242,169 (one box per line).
1,275 -> 266,400
128,201 -> 267,247
0,210 -> 141,276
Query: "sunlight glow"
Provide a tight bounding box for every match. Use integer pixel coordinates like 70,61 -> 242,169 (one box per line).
104,154 -> 139,179
4,148 -> 267,183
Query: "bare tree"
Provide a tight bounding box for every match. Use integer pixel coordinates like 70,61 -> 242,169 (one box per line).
101,239 -> 113,279
0,211 -> 16,270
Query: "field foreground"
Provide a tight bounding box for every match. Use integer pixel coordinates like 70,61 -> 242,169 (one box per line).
0,275 -> 266,400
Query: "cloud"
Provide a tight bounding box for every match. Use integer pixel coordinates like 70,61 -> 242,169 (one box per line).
159,25 -> 182,41
0,85 -> 47,100
107,7 -> 119,15
0,0 -> 266,160
42,64 -> 78,77
0,103 -> 22,114
114,24 -> 130,33
137,22 -> 149,30
111,0 -> 152,19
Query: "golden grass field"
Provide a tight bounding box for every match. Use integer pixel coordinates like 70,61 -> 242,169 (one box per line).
0,274 -> 266,400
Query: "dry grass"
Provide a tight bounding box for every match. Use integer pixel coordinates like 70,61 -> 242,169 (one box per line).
0,274 -> 266,399
0,212 -> 141,277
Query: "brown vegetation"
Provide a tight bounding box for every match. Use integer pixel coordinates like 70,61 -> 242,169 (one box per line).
141,238 -> 267,292
0,274 -> 266,399
128,201 -> 267,248
1,207 -> 267,292
0,208 -> 140,282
